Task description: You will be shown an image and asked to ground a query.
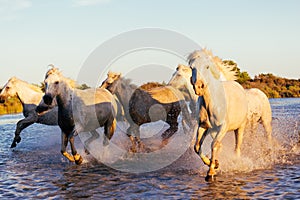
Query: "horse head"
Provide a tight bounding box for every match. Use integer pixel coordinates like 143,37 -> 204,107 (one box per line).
43,67 -> 64,105
0,77 -> 19,103
100,71 -> 121,94
168,64 -> 192,89
189,50 -> 222,96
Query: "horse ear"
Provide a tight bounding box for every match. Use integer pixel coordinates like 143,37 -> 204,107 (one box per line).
209,65 -> 220,79
177,64 -> 183,71
48,64 -> 55,69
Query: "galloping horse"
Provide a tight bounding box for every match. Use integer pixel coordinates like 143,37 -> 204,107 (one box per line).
0,77 -> 58,148
189,49 -> 248,180
100,71 -> 137,124
101,71 -> 192,152
37,67 -> 118,164
168,63 -> 238,128
169,64 -> 272,141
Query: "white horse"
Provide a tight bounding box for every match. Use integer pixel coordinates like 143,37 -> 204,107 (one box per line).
169,64 -> 273,140
168,61 -> 238,126
0,77 -> 58,148
189,49 -> 249,180
37,67 -> 118,164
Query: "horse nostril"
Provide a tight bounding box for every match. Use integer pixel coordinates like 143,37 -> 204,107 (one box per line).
43,94 -> 53,105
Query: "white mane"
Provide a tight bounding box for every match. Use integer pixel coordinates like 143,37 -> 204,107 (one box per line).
188,49 -> 238,81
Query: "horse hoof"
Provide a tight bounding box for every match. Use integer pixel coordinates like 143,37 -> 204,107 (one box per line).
75,156 -> 83,165
16,137 -> 21,143
129,147 -> 137,153
84,148 -> 90,155
215,159 -> 219,170
10,142 -> 17,148
205,174 -> 217,182
141,146 -> 151,153
194,145 -> 200,154
103,139 -> 109,146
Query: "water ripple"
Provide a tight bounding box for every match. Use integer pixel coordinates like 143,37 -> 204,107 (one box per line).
0,98 -> 300,199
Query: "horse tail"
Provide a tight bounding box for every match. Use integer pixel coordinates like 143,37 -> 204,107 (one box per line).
180,100 -> 193,130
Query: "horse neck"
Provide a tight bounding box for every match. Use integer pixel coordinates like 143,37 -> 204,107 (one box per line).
116,80 -> 134,106
185,82 -> 198,105
168,78 -> 198,109
203,79 -> 228,127
202,77 -> 220,111
56,83 -> 73,110
15,81 -> 43,105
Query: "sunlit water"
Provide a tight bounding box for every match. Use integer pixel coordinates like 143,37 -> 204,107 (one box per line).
0,98 -> 300,199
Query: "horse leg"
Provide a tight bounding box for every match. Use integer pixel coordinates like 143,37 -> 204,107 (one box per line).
194,127 -> 211,166
103,118 -> 116,146
181,101 -> 193,132
250,120 -> 258,136
162,113 -> 179,144
84,130 -> 100,148
127,124 -> 139,153
61,131 -> 75,162
262,118 -> 272,144
199,105 -> 212,129
69,132 -> 83,165
11,114 -> 37,148
234,123 -> 246,157
207,127 -> 227,179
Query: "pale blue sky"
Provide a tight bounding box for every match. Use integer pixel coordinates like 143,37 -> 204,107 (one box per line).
1,0 -> 299,86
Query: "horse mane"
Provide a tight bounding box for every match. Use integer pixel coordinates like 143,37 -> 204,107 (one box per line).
176,64 -> 191,72
9,77 -> 43,93
188,49 -> 238,81
139,82 -> 164,90
46,66 -> 78,88
120,77 -> 137,90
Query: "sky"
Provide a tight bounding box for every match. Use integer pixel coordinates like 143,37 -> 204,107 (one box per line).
0,0 -> 300,86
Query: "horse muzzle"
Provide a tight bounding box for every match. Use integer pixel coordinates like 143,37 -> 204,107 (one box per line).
43,93 -> 53,105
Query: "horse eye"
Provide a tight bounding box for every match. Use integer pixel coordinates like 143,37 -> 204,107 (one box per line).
55,81 -> 59,85
6,86 -> 10,90
206,65 -> 210,69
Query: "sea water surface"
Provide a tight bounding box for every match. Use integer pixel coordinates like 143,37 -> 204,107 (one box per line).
0,98 -> 300,199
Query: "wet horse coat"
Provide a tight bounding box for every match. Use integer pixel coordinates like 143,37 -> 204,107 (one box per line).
39,67 -> 118,164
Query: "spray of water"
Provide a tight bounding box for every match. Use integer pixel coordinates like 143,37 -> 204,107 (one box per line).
75,109 -> 300,176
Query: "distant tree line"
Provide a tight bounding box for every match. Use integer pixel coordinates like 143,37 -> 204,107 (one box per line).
0,65 -> 299,115
0,83 -> 90,115
0,88 -> 23,115
223,60 -> 300,98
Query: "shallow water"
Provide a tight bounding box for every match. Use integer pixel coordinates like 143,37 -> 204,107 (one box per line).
0,98 -> 300,199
